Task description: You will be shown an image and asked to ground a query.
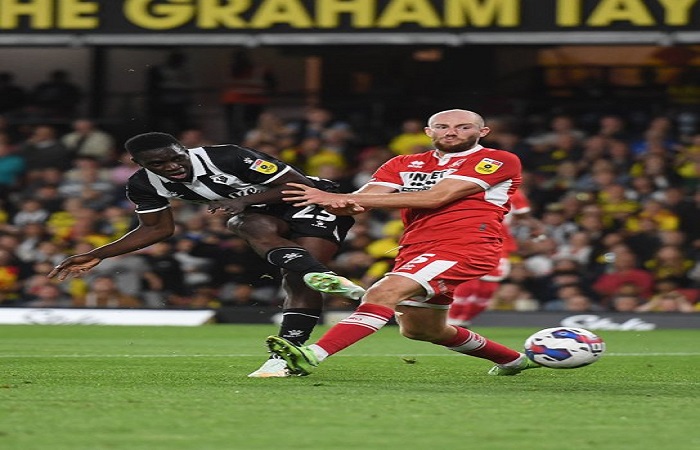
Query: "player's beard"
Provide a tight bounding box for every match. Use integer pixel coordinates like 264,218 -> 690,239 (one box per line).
434,136 -> 478,153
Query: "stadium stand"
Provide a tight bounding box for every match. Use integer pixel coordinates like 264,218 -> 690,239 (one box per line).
0,81 -> 699,314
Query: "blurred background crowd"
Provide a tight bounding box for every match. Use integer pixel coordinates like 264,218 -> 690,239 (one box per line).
1,63 -> 700,315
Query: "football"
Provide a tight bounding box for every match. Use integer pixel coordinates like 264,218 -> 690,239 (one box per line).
524,327 -> 606,369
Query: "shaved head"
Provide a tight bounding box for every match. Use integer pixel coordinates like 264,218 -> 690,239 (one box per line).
424,109 -> 490,154
427,109 -> 485,128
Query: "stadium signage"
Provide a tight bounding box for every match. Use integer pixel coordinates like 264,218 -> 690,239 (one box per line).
211,308 -> 700,330
1,0 -> 700,45
560,314 -> 656,331
0,308 -> 216,326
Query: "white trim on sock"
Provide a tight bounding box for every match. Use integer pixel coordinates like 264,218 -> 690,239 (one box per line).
309,344 -> 329,362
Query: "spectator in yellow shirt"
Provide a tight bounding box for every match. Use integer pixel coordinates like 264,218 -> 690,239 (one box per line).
388,118 -> 434,155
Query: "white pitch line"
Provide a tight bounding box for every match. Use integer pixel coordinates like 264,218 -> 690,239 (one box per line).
1,352 -> 699,358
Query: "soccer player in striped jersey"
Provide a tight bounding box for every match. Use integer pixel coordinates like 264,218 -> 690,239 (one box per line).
48,132 -> 365,377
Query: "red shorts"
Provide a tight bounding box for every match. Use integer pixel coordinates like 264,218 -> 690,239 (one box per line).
390,240 -> 501,309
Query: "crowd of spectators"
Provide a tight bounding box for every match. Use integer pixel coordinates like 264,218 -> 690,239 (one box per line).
0,69 -> 699,314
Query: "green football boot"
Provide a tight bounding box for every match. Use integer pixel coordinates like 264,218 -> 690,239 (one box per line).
303,272 -> 366,300
266,336 -> 320,376
488,355 -> 542,376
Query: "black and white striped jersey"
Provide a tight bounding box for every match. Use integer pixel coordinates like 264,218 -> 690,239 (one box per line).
126,144 -> 299,213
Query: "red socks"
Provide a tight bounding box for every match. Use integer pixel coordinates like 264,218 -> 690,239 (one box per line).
316,303 -> 395,356
438,326 -> 521,364
313,305 -> 519,365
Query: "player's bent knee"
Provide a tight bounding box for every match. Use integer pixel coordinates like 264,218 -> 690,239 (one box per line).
361,296 -> 401,310
227,217 -> 259,236
226,215 -> 246,232
228,218 -> 288,248
398,327 -> 436,342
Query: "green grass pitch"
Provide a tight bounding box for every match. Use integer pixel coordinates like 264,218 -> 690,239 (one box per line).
1,324 -> 698,450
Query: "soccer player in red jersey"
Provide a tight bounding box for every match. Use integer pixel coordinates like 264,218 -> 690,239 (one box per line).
267,109 -> 541,376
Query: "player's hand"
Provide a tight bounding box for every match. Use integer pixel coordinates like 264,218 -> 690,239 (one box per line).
282,182 -> 324,206
324,200 -> 366,216
47,255 -> 102,281
207,199 -> 246,216
283,182 -> 357,209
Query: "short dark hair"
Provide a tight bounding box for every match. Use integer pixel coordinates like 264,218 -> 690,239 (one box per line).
124,132 -> 182,156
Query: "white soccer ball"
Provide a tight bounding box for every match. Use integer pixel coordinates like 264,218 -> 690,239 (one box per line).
524,327 -> 606,369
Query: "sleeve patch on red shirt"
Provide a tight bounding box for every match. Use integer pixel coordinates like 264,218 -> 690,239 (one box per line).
474,158 -> 503,174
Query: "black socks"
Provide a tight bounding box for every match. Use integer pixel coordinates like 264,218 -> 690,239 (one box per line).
266,247 -> 330,274
278,308 -> 322,346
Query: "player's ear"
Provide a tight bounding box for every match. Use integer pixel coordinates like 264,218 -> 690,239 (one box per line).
479,126 -> 491,137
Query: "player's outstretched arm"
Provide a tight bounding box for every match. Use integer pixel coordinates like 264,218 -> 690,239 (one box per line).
284,179 -> 482,210
48,254 -> 103,281
208,172 -> 313,215
48,209 -> 175,281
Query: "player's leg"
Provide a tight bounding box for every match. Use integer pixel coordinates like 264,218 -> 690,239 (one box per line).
228,213 -> 325,377
229,212 -> 364,300
247,266 -> 325,378
270,245 -> 454,373
390,247 -> 538,376
233,213 -> 362,377
397,305 -> 523,361
267,274 -> 424,375
397,305 -> 539,376
228,212 -> 328,277
275,236 -> 343,346
270,244 -> 538,376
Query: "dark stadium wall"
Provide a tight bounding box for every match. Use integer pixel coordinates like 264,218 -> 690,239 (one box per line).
0,44 -> 540,141
2,43 -> 697,141
0,46 -> 308,141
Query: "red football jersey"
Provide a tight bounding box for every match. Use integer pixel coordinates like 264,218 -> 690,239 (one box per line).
368,146 -> 522,245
